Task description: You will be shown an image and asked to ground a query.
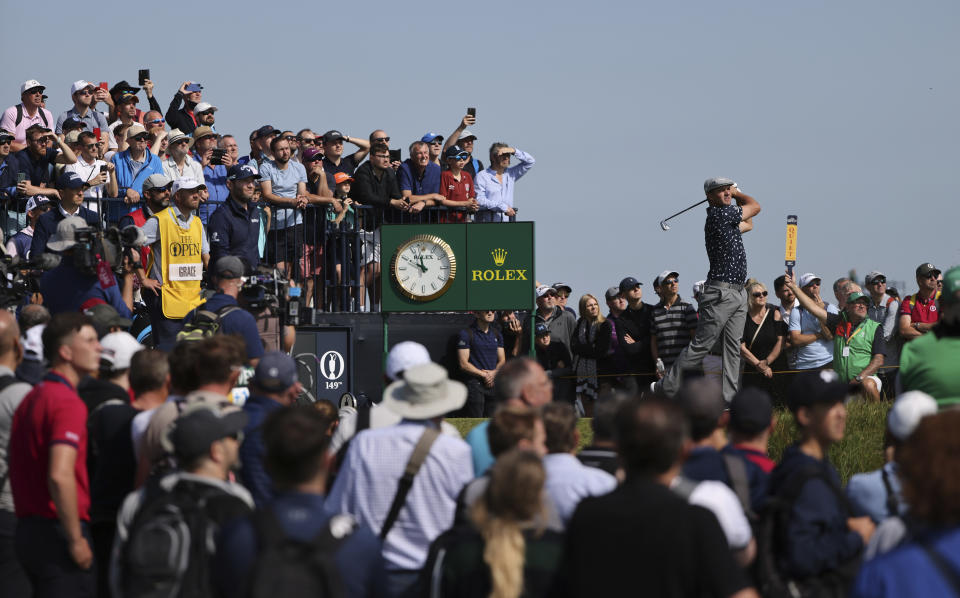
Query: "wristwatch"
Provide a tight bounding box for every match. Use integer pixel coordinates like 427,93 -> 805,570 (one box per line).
855,375 -> 863,382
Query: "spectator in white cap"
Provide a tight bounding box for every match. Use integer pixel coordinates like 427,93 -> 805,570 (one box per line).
327,362 -> 473,595
194,102 -> 217,131
138,177 -> 210,350
15,307 -> 48,384
0,80 -> 54,150
329,341 -> 461,455
6,196 -> 50,258
787,272 -> 838,373
650,269 -> 698,375
162,128 -> 204,184
111,123 -> 164,216
55,81 -> 113,147
442,112 -> 485,178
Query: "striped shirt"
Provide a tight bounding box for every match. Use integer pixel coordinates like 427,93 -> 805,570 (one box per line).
651,296 -> 699,368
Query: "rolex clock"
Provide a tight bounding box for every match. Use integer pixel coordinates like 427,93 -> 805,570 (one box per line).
390,234 -> 457,301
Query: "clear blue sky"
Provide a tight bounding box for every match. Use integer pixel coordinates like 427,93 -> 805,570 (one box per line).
6,0 -> 957,302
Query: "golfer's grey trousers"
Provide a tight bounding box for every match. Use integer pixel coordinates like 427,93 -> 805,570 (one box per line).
659,281 -> 747,402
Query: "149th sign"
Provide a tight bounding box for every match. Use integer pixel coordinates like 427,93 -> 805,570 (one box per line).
381,222 -> 535,313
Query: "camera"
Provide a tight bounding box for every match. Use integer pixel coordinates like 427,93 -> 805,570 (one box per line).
0,252 -> 60,308
239,267 -> 302,327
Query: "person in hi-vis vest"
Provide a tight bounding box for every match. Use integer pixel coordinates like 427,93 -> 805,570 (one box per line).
139,178 -> 210,350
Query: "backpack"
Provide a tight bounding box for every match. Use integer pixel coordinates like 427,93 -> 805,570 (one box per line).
118,480 -> 222,598
15,104 -> 49,128
722,452 -> 756,521
248,507 -> 354,598
753,466 -> 856,598
176,304 -> 243,343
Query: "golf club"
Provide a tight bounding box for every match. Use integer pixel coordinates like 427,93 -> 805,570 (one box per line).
659,199 -> 708,231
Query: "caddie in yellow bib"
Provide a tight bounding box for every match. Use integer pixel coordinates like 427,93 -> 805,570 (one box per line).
139,177 -> 210,350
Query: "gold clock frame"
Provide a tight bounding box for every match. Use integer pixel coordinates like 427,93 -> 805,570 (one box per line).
389,234 -> 458,302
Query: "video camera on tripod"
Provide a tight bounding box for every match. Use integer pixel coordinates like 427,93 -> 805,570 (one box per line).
70,224 -> 148,277
239,266 -> 303,327
0,251 -> 61,308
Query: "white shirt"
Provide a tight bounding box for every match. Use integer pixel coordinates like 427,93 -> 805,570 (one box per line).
686,479 -> 753,550
543,452 -> 617,526
327,420 -> 474,570
162,155 -> 204,184
64,155 -> 108,204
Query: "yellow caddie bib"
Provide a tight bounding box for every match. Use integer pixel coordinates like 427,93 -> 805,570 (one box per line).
147,207 -> 205,319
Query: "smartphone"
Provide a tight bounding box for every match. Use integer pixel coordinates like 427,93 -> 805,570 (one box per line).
16,172 -> 26,184
389,149 -> 401,162
138,69 -> 150,85
97,165 -> 104,175
99,82 -> 108,91
93,127 -> 101,140
467,107 -> 476,117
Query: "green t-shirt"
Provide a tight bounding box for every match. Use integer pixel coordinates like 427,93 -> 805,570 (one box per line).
900,332 -> 960,407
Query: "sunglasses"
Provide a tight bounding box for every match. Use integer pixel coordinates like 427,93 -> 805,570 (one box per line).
299,138 -> 316,145
661,279 -> 678,285
373,154 -> 391,160
26,88 -> 44,95
870,278 -> 886,285
76,89 -> 93,96
449,153 -> 469,160
146,118 -> 165,125
430,140 -> 443,145
373,136 -> 390,143
752,291 -> 769,298
82,143 -> 98,149
0,138 -> 12,145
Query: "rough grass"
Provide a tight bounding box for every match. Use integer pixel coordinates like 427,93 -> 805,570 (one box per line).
449,400 -> 889,483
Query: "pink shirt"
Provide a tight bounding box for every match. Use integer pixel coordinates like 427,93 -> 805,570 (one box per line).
0,103 -> 54,144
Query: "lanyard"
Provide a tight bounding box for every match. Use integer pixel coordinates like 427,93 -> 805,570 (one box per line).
844,321 -> 866,346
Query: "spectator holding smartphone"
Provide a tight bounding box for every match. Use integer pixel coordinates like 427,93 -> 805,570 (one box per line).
193,126 -> 230,224
64,131 -> 117,211
442,112 -> 485,178
475,143 -> 535,222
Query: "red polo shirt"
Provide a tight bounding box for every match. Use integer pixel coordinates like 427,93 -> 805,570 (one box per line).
8,372 -> 90,520
899,291 -> 940,325
440,170 -> 474,223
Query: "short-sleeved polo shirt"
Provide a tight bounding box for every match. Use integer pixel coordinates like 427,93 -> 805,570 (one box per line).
398,161 -> 442,195
259,159 -> 306,229
0,104 -> 53,144
651,297 -> 698,368
789,303 -> 839,370
458,324 -> 503,371
322,154 -> 359,192
899,292 -> 939,325
8,372 -> 91,520
704,203 -> 746,285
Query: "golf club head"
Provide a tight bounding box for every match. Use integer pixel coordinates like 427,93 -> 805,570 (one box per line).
659,220 -> 671,231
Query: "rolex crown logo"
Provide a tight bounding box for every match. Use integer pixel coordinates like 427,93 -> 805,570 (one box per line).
491,248 -> 508,267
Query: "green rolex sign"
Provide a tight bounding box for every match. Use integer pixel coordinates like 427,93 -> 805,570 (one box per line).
381,222 -> 535,312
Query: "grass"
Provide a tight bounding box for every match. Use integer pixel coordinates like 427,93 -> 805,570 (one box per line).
449,400 -> 889,483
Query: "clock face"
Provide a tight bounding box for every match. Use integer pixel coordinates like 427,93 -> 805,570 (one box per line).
391,234 -> 457,301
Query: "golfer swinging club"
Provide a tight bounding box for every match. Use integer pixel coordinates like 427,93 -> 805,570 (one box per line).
653,177 -> 761,402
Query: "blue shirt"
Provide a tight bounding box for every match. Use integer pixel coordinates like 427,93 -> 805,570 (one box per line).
852,527 -> 960,598
846,462 -> 904,524
207,196 -> 260,272
789,303 -> 840,369
474,149 -> 535,221
465,420 -> 494,477
704,203 -> 747,285
542,453 -> 617,526
457,324 -> 503,371
197,162 -> 229,225
258,159 -> 306,229
239,394 -> 283,508
13,148 -> 58,186
55,107 -> 109,136
397,160 -> 442,196
182,293 -> 265,362
214,491 -> 388,598
39,260 -> 132,318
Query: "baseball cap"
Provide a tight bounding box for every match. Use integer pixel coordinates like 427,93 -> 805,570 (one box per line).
798,273 -> 821,288
168,402 -> 248,462
334,172 -> 354,185
84,304 -> 133,337
703,177 -> 736,193
619,276 -> 643,294
864,271 -> 885,285
787,370 -> 852,413
142,173 -> 173,191
916,263 -> 940,278
941,267 -> 960,303
184,82 -> 203,93
251,351 -> 298,392
552,282 -> 572,294
536,284 -> 557,298
20,79 -> 44,94
654,270 -> 680,287
62,116 -> 86,131
194,102 -> 217,114
25,197 -> 50,212
322,130 -> 345,144
57,171 -> 87,190
64,131 -> 83,145
887,391 -> 938,442
226,163 -> 258,181
109,81 -> 139,96
167,128 -> 194,147
255,125 -> 278,139
604,286 -> 620,301
0,129 -> 14,142
125,124 -> 149,141
459,129 -> 477,141
301,147 -> 323,163
171,178 -> 206,194
385,341 -> 431,381
47,216 -> 88,251
444,145 -> 469,160
421,132 -> 443,143
100,331 -> 143,370
535,323 -> 550,337
846,291 -> 870,305
729,387 -> 773,436
117,92 -> 139,104
70,80 -> 94,95
192,126 -> 216,140
213,256 -> 245,279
